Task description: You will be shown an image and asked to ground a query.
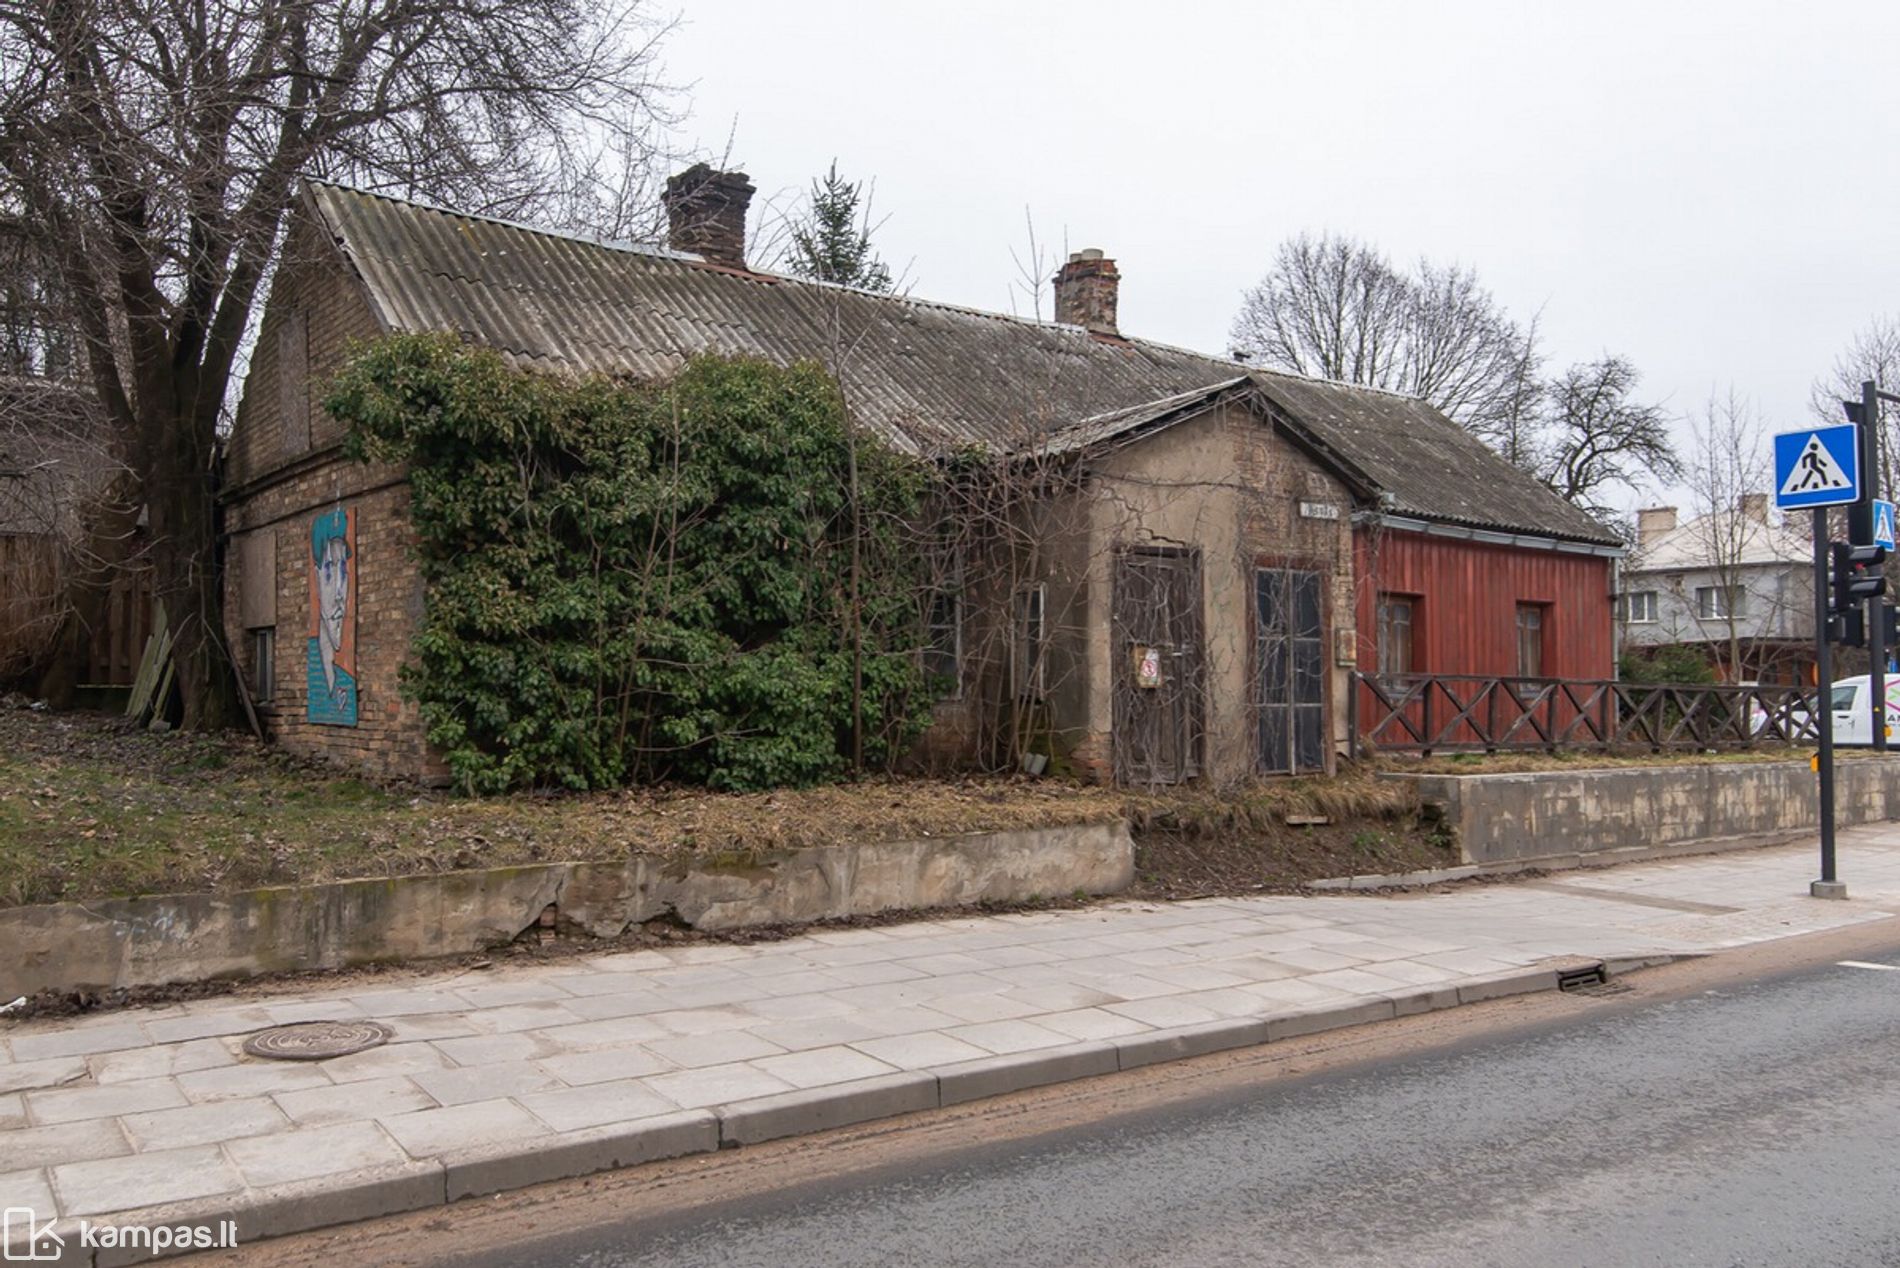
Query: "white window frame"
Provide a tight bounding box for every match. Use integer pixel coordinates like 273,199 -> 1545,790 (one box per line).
1695,585 -> 1746,620
1624,590 -> 1659,624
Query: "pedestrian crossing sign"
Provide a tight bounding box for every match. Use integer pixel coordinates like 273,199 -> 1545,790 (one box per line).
1877,499 -> 1897,551
1774,423 -> 1860,510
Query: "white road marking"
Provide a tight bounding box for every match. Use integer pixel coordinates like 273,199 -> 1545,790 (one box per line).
1837,960 -> 1900,971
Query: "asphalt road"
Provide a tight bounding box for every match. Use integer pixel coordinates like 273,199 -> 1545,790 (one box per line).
434,946 -> 1900,1268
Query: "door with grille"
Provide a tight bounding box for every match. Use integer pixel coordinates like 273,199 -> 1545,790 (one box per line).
1257,567 -> 1326,774
1112,549 -> 1204,784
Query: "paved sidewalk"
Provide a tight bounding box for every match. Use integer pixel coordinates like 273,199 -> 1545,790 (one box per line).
8,827 -> 1900,1263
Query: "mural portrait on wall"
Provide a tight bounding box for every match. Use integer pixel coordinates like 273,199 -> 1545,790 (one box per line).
307,506 -> 358,726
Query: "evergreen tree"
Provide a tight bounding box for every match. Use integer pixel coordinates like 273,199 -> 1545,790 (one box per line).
786,162 -> 893,292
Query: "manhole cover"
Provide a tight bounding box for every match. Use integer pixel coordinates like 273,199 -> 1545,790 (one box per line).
242,1020 -> 393,1061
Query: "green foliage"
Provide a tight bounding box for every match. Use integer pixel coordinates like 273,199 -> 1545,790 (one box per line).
785,161 -> 893,292
1619,645 -> 1717,686
327,336 -> 940,793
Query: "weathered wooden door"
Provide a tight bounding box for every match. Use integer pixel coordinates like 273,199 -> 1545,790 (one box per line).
1257,567 -> 1326,775
1113,548 -> 1204,784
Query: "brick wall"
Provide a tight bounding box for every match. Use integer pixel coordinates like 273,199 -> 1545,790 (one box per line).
223,206 -> 446,782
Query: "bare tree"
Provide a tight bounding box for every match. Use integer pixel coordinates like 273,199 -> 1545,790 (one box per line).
1811,314 -> 1900,502
1229,232 -> 1541,446
0,0 -> 679,727
1538,355 -> 1680,517
1680,391 -> 1795,680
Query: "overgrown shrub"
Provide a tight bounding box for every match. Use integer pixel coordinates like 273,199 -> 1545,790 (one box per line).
1618,644 -> 1716,686
328,336 -> 940,793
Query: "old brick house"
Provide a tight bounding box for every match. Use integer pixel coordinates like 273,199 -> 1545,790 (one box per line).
224,167 -> 1614,785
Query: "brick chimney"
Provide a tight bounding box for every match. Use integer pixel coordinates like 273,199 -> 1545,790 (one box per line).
1053,249 -> 1120,336
1737,492 -> 1770,524
662,164 -> 755,269
1636,506 -> 1678,548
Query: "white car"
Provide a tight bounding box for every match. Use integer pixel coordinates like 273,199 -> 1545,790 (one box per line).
1752,675 -> 1900,746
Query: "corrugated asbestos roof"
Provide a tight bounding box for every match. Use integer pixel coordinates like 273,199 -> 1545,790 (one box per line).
307,182 -> 1620,547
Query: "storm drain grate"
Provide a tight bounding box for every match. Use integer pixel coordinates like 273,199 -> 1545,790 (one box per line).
1557,965 -> 1609,992
243,1020 -> 393,1061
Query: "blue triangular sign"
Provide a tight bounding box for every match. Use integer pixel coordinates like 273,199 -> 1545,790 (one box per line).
1876,499 -> 1897,551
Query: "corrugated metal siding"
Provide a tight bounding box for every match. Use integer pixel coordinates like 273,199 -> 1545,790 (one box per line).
1355,528 -> 1615,679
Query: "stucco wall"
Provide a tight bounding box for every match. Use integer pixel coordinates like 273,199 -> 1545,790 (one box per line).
1068,402 -> 1356,784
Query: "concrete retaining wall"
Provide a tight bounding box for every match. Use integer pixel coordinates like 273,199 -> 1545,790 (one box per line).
0,822 -> 1133,997
1390,757 -> 1900,866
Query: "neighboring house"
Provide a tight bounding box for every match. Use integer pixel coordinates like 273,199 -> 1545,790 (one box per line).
222,166 -> 1619,785
1620,497 -> 1814,685
0,377 -> 147,692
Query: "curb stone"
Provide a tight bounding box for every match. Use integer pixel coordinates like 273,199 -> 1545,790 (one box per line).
34,961 -> 1607,1266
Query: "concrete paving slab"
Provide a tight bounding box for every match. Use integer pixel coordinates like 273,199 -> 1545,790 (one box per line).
120,1097 -> 289,1151
750,1045 -> 899,1090
378,1098 -> 550,1159
27,1077 -> 187,1126
54,1143 -> 242,1216
225,1122 -> 407,1187
642,1061 -> 796,1110
273,1076 -> 436,1127
516,1080 -> 681,1132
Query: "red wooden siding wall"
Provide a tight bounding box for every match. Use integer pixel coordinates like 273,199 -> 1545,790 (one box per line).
1354,528 -> 1615,680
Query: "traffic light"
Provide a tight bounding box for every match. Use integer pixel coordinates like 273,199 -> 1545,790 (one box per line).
1886,602 -> 1900,648
1831,541 -> 1888,614
1833,608 -> 1867,647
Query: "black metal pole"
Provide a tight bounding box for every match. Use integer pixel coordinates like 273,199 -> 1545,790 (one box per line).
1814,507 -> 1843,897
1866,381 -> 1888,752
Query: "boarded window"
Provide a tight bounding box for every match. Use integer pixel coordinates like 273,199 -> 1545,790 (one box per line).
1516,603 -> 1545,677
926,590 -> 961,695
1015,583 -> 1046,699
253,628 -> 275,703
1376,595 -> 1414,677
238,529 -> 277,629
278,309 -> 310,458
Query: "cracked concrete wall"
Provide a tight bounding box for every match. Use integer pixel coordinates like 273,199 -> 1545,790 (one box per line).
1392,757 -> 1900,865
0,822 -> 1133,997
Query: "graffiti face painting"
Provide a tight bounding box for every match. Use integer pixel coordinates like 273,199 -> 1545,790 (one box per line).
307,507 -> 358,726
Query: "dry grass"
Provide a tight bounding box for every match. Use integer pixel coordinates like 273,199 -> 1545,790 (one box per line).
0,704 -> 1139,906
0,705 -> 1481,909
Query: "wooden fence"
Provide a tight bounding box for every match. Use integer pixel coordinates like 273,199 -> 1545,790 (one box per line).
1350,672 -> 1821,755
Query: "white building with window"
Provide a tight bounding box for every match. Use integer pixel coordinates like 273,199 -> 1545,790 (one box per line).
1619,495 -> 1814,684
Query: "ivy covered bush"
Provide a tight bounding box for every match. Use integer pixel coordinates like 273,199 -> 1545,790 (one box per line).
327,336 -> 941,793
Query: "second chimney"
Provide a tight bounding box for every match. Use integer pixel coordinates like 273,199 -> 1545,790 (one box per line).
662,164 -> 756,269
1053,249 -> 1120,336
1636,506 -> 1678,548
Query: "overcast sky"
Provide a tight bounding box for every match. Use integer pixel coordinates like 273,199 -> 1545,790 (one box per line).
665,1 -> 1900,512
